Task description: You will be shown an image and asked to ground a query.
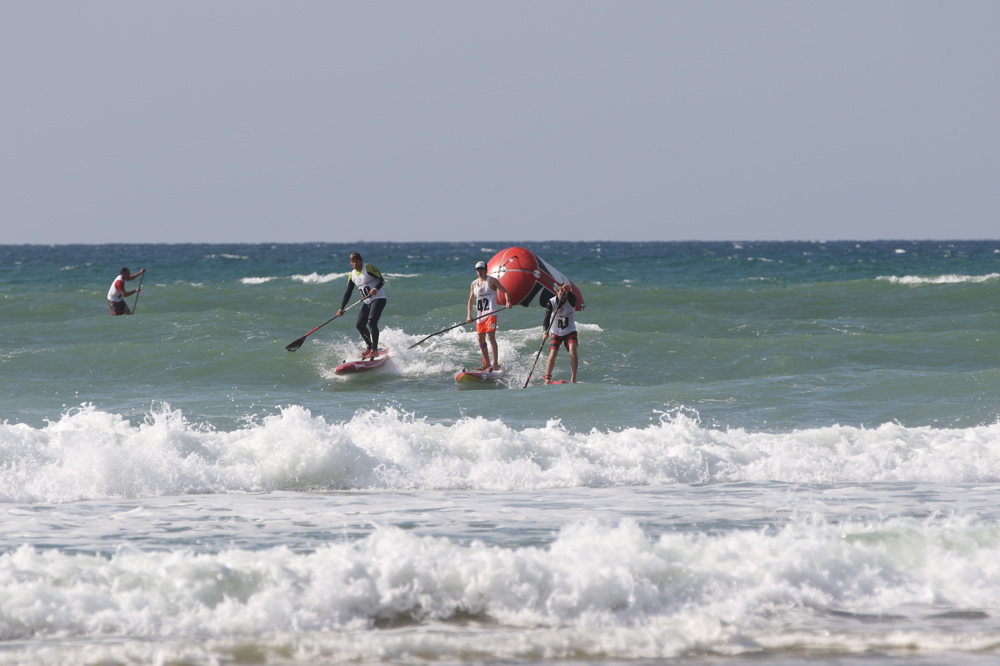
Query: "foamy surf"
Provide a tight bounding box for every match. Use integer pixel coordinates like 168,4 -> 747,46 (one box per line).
4,404 -> 1000,504
2,517 -> 999,663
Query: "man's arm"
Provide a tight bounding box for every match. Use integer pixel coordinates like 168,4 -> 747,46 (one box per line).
542,300 -> 554,333
340,279 -> 355,311
489,277 -> 511,306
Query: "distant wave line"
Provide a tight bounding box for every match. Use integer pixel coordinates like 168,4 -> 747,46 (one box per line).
240,272 -> 424,285
877,273 -> 1000,285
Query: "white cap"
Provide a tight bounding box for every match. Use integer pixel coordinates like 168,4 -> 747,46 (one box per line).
475,261 -> 487,269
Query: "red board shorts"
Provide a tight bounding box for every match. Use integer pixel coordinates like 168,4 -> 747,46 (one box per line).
549,330 -> 578,351
476,315 -> 498,335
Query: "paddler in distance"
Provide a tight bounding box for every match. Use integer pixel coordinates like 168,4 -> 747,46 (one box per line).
337,252 -> 387,359
107,266 -> 145,316
466,260 -> 511,371
541,282 -> 579,384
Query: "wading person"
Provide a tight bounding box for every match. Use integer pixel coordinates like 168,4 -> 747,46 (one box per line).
107,267 -> 145,315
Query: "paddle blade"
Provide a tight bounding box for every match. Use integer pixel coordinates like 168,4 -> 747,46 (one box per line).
285,336 -> 307,352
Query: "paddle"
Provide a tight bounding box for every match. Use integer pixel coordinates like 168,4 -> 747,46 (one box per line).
406,255 -> 519,350
131,272 -> 145,315
523,318 -> 555,388
406,308 -> 503,349
285,299 -> 363,351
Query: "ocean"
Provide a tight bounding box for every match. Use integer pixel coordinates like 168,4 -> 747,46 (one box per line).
3,240 -> 1000,665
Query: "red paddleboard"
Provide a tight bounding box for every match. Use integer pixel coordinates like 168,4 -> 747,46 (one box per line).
334,349 -> 389,375
455,367 -> 507,383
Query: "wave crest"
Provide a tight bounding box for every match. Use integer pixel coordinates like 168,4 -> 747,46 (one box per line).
3,404 -> 1000,503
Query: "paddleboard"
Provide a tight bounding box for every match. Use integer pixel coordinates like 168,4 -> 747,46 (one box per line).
455,367 -> 507,383
334,349 -> 389,375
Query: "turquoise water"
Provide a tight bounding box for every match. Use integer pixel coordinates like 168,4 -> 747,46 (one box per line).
5,240 -> 1000,431
3,241 -> 1000,664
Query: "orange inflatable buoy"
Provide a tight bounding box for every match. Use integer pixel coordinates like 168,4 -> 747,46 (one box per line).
486,246 -> 584,311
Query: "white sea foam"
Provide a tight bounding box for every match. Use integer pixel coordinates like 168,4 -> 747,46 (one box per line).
290,271 -> 420,284
878,273 -> 1000,285
2,515 -> 999,659
311,323 -> 588,383
4,405 -> 1000,504
291,271 -> 349,284
205,253 -> 250,260
240,276 -> 275,284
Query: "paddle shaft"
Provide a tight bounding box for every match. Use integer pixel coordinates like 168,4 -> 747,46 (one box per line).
406,308 -> 503,349
131,272 -> 145,314
406,256 -> 519,350
285,298 -> 363,351
522,293 -> 568,388
522,324 -> 553,388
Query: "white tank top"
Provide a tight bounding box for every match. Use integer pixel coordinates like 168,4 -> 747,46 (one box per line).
471,278 -> 499,317
351,264 -> 386,303
548,296 -> 577,336
107,274 -> 126,302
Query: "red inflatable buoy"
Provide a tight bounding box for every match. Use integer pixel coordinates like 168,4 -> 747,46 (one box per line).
486,246 -> 584,311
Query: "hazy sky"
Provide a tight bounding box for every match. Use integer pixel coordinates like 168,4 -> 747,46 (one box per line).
3,2 -> 998,244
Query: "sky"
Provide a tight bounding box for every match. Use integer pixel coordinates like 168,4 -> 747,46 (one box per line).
2,2 -> 998,244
